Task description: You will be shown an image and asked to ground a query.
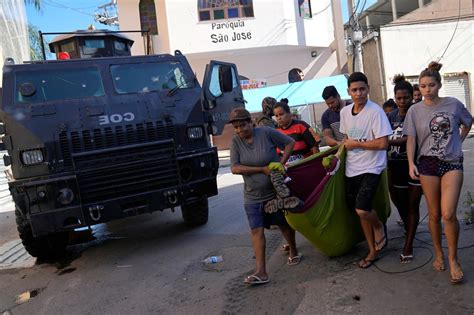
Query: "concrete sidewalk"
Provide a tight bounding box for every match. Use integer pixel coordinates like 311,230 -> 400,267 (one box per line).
218,149 -> 231,168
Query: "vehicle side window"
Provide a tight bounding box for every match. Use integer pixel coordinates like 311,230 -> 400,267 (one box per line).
209,65 -> 223,97
15,67 -> 105,104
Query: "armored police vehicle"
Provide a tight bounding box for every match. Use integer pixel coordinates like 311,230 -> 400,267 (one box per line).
0,30 -> 244,259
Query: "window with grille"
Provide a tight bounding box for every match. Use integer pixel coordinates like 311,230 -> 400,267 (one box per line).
298,0 -> 312,18
139,0 -> 158,35
198,0 -> 254,21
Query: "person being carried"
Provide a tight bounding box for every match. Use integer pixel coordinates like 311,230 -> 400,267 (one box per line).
256,96 -> 277,128
404,61 -> 472,283
229,108 -> 301,286
321,85 -> 350,147
273,101 -> 320,165
340,72 -> 393,269
387,74 -> 423,263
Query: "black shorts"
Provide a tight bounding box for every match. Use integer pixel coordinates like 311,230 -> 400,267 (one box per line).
345,173 -> 381,212
388,159 -> 421,188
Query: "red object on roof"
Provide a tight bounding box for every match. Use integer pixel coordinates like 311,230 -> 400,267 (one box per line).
58,52 -> 70,60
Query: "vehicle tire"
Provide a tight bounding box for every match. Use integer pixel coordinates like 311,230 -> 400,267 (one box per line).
181,198 -> 209,226
15,208 -> 69,259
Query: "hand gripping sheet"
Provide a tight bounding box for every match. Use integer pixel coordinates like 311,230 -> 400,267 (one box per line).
284,146 -> 391,257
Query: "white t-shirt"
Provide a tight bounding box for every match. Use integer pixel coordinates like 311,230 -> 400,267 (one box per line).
340,100 -> 392,177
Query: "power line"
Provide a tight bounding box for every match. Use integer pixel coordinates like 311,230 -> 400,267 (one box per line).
42,0 -> 95,17
437,0 -> 462,62
379,12 -> 474,28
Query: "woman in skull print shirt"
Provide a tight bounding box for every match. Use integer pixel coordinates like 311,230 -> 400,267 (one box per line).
403,61 -> 472,284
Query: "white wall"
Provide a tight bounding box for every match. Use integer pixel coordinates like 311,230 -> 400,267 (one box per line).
164,0 -> 335,54
303,0 -> 334,47
118,0 -> 336,56
380,20 -> 474,109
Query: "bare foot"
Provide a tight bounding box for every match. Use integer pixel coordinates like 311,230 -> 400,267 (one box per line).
449,261 -> 464,284
432,257 -> 445,272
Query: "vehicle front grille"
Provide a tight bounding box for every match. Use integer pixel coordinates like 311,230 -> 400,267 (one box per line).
73,140 -> 179,204
59,120 -> 175,167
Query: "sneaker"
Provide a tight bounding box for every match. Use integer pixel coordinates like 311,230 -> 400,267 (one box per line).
264,197 -> 304,214
270,171 -> 290,198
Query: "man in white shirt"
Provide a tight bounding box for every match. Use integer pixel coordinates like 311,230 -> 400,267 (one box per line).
339,72 -> 393,269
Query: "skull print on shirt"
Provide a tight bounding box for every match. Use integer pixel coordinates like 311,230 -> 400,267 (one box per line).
428,112 -> 453,159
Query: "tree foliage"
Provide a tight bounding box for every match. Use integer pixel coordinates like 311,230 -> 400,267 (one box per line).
24,0 -> 42,12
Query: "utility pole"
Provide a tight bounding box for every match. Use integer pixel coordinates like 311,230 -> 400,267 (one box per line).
347,0 -> 364,72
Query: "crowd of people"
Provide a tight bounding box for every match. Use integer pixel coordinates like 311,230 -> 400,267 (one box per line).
228,62 -> 473,285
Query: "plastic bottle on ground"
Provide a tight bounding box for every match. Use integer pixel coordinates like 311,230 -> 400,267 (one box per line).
202,255 -> 223,264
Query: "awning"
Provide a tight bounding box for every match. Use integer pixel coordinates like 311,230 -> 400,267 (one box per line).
242,74 -> 349,112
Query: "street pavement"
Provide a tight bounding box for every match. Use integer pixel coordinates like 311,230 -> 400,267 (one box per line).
0,139 -> 474,314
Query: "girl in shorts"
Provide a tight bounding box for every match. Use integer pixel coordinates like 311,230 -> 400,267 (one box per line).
387,75 -> 423,263
404,62 -> 472,283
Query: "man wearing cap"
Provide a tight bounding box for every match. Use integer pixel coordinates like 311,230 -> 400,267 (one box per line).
229,107 -> 300,285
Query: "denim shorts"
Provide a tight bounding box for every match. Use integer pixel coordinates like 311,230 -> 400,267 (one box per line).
244,201 -> 289,230
345,173 -> 381,212
418,155 -> 463,177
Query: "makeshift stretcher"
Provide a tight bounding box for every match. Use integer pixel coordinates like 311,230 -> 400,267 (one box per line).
284,146 -> 391,257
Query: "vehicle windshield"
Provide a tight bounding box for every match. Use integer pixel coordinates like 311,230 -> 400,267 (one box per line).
110,61 -> 193,94
15,67 -> 104,104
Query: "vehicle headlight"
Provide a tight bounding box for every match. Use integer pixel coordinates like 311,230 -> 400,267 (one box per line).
58,188 -> 75,205
21,149 -> 44,165
187,126 -> 204,139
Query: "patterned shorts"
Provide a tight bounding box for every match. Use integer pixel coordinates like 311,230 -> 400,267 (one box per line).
418,155 -> 463,177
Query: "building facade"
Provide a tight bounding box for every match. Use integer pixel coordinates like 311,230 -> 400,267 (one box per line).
346,0 -> 474,112
380,0 -> 474,113
0,0 -> 29,87
116,0 -> 347,86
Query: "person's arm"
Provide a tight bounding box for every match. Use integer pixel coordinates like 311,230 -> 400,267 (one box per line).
461,124 -> 472,142
388,136 -> 407,146
406,135 -> 419,180
344,136 -> 388,151
323,128 -> 339,147
279,140 -> 295,165
231,164 -> 271,176
301,124 -> 320,154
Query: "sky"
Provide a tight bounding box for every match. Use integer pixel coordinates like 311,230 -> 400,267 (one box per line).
26,0 -> 379,35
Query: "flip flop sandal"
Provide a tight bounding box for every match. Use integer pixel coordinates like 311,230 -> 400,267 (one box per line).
243,275 -> 270,285
400,254 -> 413,264
358,257 -> 379,269
287,254 -> 302,266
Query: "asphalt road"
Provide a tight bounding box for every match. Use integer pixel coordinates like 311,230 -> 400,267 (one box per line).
1,139 -> 474,314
